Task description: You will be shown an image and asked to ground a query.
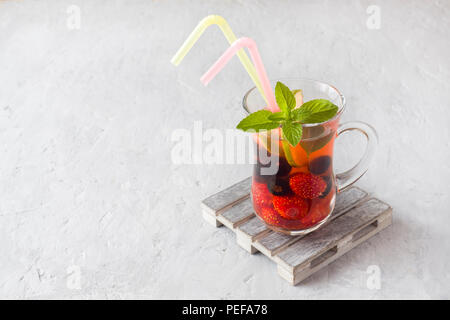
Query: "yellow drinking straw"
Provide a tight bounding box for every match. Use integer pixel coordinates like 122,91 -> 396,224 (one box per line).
170,15 -> 268,103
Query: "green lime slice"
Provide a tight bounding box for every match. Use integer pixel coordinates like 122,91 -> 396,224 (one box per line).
292,89 -> 303,108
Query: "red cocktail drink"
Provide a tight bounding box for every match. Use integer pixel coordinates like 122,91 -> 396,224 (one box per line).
244,79 -> 377,235
252,119 -> 338,234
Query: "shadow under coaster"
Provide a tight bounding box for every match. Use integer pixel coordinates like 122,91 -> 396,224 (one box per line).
201,177 -> 393,285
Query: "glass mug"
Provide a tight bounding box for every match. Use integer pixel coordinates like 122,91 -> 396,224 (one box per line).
244,78 -> 377,235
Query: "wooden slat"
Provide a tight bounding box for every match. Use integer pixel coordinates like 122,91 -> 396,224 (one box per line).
275,198 -> 391,273
201,177 -> 252,216
202,210 -> 223,227
217,199 -> 255,229
333,187 -> 368,217
236,216 -> 270,240
235,216 -> 271,253
253,231 -> 299,258
253,186 -> 368,257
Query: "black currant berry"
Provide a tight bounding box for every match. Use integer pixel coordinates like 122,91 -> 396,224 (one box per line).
267,176 -> 293,196
319,176 -> 334,198
277,156 -> 292,176
309,156 -> 331,175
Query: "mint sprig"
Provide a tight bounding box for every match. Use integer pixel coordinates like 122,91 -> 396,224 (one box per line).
237,81 -> 339,146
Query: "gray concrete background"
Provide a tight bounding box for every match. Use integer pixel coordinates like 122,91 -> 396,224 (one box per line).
0,0 -> 449,299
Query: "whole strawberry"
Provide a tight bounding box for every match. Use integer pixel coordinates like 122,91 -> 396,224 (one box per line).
259,207 -> 281,225
289,173 -> 327,199
273,195 -> 310,220
251,181 -> 272,210
259,206 -> 305,230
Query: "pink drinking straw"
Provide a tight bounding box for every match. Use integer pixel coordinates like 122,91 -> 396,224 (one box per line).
200,37 -> 279,112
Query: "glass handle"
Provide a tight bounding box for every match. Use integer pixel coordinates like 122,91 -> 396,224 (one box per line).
335,121 -> 378,192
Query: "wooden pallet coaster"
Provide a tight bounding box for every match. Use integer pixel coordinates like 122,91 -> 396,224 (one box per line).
201,177 -> 393,285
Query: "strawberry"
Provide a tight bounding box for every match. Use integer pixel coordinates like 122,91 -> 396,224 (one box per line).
251,181 -> 272,210
272,195 -> 310,220
289,173 -> 327,199
259,206 -> 281,225
302,200 -> 330,227
259,206 -> 304,230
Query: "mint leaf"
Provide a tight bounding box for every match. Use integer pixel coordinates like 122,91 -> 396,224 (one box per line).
268,112 -> 287,121
236,110 -> 280,132
282,121 -> 303,146
291,108 -> 312,122
297,99 -> 338,123
275,81 -> 296,115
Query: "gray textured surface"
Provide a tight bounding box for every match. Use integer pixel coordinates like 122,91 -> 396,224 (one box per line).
0,0 -> 449,299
